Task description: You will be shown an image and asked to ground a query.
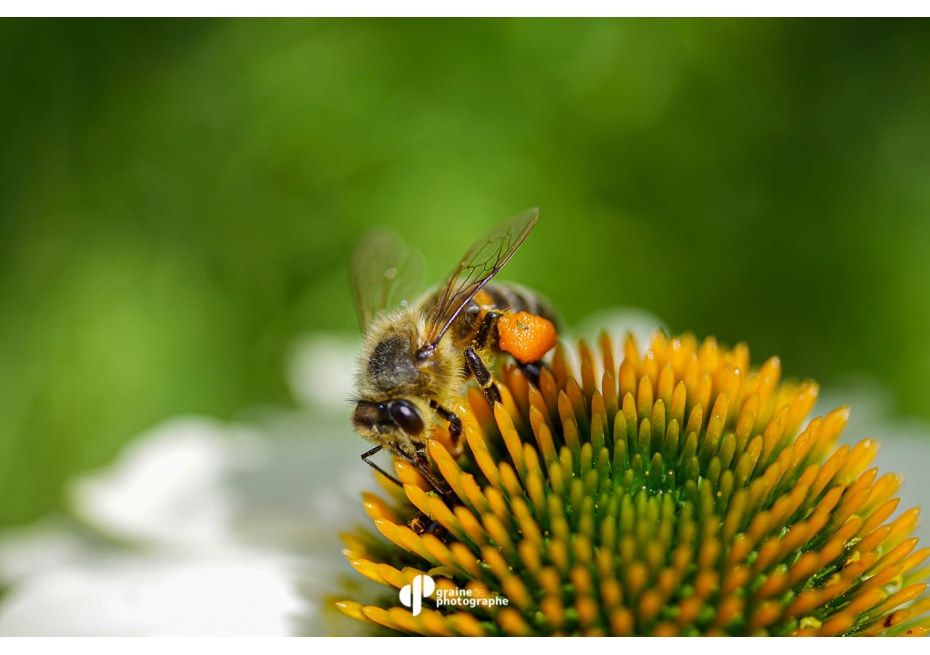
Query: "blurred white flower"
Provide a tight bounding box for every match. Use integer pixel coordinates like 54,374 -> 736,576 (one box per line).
818,377 -> 930,547
570,306 -> 666,349
287,334 -> 361,411
0,333 -> 370,637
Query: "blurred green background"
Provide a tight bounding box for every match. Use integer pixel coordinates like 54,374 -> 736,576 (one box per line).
1,18 -> 929,527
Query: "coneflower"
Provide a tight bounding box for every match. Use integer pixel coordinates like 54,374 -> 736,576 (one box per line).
336,332 -> 930,636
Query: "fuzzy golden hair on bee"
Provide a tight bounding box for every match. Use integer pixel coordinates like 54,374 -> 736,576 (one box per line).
352,304 -> 429,401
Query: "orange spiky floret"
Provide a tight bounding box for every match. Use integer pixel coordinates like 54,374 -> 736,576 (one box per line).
336,333 -> 929,636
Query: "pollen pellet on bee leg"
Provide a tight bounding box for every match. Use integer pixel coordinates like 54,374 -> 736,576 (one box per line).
497,311 -> 557,365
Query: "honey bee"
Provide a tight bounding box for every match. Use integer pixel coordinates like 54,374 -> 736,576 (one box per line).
349,208 -> 558,488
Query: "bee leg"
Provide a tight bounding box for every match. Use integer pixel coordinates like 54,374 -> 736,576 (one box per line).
472,310 -> 504,350
430,401 -> 462,443
465,346 -> 502,406
518,360 -> 547,387
408,451 -> 454,496
409,513 -> 449,538
360,445 -> 403,487
424,519 -> 448,538
363,444 -> 455,500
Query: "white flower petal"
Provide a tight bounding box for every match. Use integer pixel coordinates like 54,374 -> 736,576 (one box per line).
0,551 -> 303,636
0,408 -> 370,635
0,518 -> 95,584
571,307 -> 666,352
818,379 -> 930,546
286,333 -> 361,410
559,307 -> 667,384
218,411 -> 376,565
69,416 -> 265,550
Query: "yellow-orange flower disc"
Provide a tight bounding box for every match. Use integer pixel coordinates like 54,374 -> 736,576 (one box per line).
337,332 -> 929,636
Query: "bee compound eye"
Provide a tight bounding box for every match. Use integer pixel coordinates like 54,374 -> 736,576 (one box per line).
389,400 -> 425,436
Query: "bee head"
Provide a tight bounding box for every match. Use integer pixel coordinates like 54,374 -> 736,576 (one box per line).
367,333 -> 420,392
352,398 -> 427,452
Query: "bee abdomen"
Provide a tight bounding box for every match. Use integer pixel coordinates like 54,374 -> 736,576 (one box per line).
485,282 -> 558,326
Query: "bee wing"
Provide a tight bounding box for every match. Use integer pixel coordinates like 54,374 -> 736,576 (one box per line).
350,229 -> 425,331
423,207 -> 539,346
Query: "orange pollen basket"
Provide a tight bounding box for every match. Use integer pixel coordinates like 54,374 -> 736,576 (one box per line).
497,312 -> 558,365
